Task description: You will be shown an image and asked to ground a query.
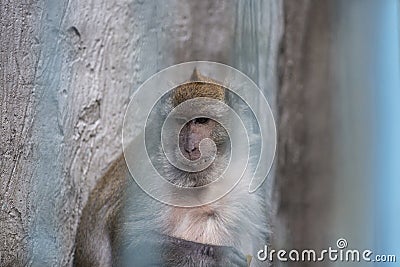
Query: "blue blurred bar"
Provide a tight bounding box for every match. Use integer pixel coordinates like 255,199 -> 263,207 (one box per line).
332,1 -> 399,266
374,0 -> 400,265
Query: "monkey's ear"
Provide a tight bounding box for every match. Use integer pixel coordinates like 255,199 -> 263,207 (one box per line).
190,67 -> 206,81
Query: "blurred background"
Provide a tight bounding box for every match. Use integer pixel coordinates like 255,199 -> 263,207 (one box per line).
1,0 -> 399,266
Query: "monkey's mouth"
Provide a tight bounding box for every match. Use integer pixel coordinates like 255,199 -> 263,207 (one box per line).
168,154 -> 228,188
173,167 -> 218,187
182,155 -> 214,171
156,144 -> 229,187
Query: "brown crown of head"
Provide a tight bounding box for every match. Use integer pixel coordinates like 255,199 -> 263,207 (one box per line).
172,68 -> 225,107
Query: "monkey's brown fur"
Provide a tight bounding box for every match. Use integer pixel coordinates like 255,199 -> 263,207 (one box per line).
74,154 -> 128,266
172,68 -> 225,107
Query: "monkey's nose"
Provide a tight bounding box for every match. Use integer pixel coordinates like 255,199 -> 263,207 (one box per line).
184,146 -> 201,160
184,139 -> 196,153
185,146 -> 196,153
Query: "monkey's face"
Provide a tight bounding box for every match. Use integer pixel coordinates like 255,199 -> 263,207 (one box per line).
161,76 -> 229,187
162,115 -> 229,187
179,118 -> 218,161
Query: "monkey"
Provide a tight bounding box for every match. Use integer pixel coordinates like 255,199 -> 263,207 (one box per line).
73,69 -> 271,267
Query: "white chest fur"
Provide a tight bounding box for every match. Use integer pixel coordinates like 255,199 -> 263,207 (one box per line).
165,202 -> 233,246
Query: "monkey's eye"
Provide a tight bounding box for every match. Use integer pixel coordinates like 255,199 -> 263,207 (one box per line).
194,117 -> 209,124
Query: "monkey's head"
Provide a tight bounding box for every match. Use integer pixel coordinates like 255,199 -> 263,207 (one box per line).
166,69 -> 230,187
